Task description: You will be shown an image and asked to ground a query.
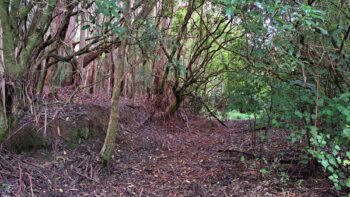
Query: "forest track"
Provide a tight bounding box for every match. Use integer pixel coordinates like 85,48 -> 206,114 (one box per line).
0,99 -> 338,196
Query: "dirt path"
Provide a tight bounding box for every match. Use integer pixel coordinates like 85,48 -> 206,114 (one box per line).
105,118 -> 334,197
0,104 -> 337,196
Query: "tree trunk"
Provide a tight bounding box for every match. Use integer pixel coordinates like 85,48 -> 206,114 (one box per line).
108,52 -> 115,97
120,76 -> 126,97
0,1 -> 57,140
165,91 -> 182,116
78,3 -> 87,87
0,22 -> 6,140
100,1 -> 130,163
100,42 -> 126,163
131,63 -> 136,105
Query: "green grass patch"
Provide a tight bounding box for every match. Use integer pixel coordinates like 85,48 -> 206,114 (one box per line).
226,110 -> 254,120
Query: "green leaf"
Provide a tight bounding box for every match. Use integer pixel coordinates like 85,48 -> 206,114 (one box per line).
295,111 -> 303,118
259,168 -> 270,175
81,25 -> 90,30
334,145 -> 340,151
101,52 -> 106,59
346,178 -> 350,187
336,157 -> 341,164
327,155 -> 337,166
1,184 -> 11,193
240,156 -> 245,162
317,27 -> 328,35
226,7 -> 233,17
343,128 -> 350,139
335,184 -> 342,190
321,159 -> 329,169
310,13 -> 324,21
304,19 -> 315,27
346,152 -> 350,159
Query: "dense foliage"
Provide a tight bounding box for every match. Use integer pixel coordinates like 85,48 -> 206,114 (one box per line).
219,0 -> 350,189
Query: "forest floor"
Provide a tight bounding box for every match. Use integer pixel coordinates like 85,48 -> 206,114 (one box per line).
0,89 -> 342,196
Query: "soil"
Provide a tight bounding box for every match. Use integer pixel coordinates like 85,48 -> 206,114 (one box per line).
0,89 -> 343,196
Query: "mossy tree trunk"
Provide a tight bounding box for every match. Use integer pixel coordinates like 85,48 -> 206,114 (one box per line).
165,91 -> 182,116
100,41 -> 126,163
100,1 -> 130,163
0,0 -> 57,140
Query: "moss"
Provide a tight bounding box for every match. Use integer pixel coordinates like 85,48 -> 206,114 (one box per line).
165,97 -> 181,116
67,128 -> 80,142
0,108 -> 7,142
7,116 -> 18,129
65,127 -> 91,149
0,117 -> 6,142
0,129 -> 6,142
78,127 -> 90,139
67,141 -> 78,149
13,132 -> 47,153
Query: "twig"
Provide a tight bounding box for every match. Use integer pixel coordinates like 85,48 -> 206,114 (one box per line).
218,149 -> 256,158
184,113 -> 191,132
5,121 -> 32,141
197,98 -> 228,128
17,163 -> 23,197
73,169 -> 98,183
26,173 -> 34,197
313,76 -> 320,151
67,75 -> 111,103
139,187 -> 144,197
0,170 -> 19,178
44,107 -> 47,139
0,74 -> 8,129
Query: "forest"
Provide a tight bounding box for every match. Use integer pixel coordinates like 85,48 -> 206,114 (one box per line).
0,0 -> 350,196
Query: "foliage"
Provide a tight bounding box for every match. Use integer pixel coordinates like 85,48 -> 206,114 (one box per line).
220,0 -> 350,190
1,183 -> 11,194
308,92 -> 350,189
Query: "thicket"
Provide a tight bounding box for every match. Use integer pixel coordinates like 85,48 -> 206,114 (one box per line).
222,0 -> 350,189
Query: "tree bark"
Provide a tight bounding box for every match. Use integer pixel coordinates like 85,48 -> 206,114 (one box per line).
78,2 -> 87,86
0,1 -> 56,139
100,42 -> 126,163
0,22 -> 7,140
165,91 -> 182,116
131,62 -> 136,105
100,1 -> 130,163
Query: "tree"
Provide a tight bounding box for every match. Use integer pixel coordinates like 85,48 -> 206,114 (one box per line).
99,0 -> 158,163
0,0 -> 58,136
0,0 -> 118,140
100,0 -> 129,163
221,0 -> 350,189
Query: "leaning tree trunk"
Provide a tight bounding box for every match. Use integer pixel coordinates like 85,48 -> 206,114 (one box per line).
100,40 -> 126,162
100,0 -> 129,161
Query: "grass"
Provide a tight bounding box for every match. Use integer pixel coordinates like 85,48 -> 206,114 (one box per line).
226,110 -> 254,120
208,110 -> 255,121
